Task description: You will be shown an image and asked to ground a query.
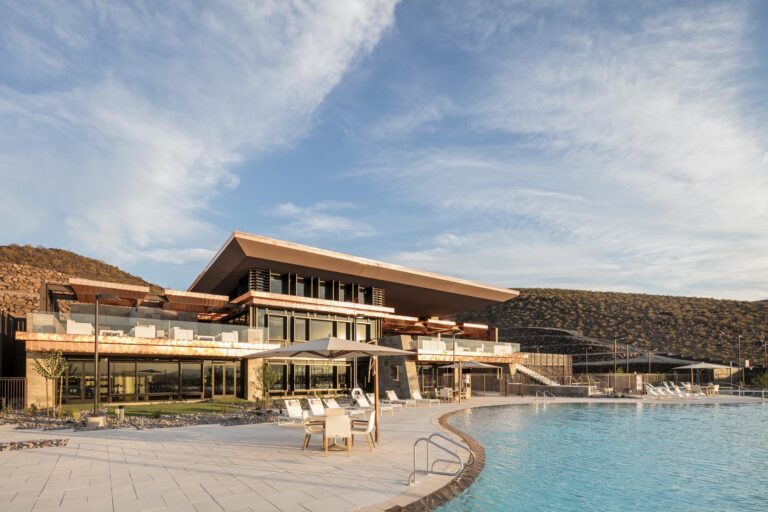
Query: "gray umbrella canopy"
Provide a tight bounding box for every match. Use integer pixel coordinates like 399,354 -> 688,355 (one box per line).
439,361 -> 497,369
673,362 -> 731,370
245,337 -> 412,359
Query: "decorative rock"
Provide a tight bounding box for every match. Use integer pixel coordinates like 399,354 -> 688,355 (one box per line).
0,438 -> 69,451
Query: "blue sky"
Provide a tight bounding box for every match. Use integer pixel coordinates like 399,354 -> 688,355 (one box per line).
1,1 -> 767,300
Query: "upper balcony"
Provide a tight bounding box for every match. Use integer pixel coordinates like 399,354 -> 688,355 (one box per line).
415,336 -> 521,362
18,312 -> 278,358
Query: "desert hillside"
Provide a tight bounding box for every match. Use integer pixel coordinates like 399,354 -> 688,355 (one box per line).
458,288 -> 768,365
0,245 -> 153,314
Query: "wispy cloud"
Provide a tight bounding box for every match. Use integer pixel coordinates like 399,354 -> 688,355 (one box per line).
272,201 -> 373,240
363,2 -> 768,299
0,1 -> 397,267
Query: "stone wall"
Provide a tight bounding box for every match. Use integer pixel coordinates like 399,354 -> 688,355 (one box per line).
0,263 -> 72,315
25,351 -> 52,408
378,335 -> 419,399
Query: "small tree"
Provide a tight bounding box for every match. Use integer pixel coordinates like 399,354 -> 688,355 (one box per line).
32,351 -> 69,417
253,362 -> 280,408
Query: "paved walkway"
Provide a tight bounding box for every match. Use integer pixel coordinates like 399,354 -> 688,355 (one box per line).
0,395 -> 762,512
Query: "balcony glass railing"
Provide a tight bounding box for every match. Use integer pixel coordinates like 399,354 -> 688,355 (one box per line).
416,336 -> 520,356
26,312 -> 270,344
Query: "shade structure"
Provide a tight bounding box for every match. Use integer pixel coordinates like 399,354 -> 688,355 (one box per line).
439,361 -> 497,369
246,337 -> 413,443
672,362 -> 731,370
673,362 -> 732,385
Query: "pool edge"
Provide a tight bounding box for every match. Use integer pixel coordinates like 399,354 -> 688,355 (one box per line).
385,406 -> 487,512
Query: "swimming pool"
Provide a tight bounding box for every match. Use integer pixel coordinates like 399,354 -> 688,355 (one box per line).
439,402 -> 768,511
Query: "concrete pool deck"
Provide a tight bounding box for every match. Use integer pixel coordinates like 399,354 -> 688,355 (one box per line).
0,395 -> 763,512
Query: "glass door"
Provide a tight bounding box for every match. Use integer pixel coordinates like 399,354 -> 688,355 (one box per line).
213,364 -> 224,396
212,363 -> 237,397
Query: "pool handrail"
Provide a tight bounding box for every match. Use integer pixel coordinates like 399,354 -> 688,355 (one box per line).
408,432 -> 475,486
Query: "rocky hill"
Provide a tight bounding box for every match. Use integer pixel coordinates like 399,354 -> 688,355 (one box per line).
0,245 -> 152,315
459,288 -> 768,366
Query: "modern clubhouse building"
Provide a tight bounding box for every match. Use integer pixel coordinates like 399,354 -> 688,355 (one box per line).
2,232 -> 571,407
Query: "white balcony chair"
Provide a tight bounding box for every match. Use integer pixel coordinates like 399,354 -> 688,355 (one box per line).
220,331 -> 238,343
66,319 -> 94,335
171,327 -> 194,341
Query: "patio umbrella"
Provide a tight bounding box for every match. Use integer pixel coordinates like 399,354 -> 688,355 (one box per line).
439,361 -> 497,369
246,337 -> 412,443
673,362 -> 731,384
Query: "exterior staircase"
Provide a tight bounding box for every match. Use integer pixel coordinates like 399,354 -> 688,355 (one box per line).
514,364 -> 560,386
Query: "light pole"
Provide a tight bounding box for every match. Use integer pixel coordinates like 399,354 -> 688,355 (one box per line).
738,335 -> 743,386
453,330 -> 464,403
626,343 -> 630,374
94,293 -> 119,414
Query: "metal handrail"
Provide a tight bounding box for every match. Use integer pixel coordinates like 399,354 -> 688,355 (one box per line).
534,390 -> 556,402
408,433 -> 475,485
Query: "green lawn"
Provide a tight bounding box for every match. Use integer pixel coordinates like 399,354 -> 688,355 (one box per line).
60,398 -> 252,418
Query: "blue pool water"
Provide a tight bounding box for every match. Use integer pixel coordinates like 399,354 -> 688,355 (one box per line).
438,403 -> 768,511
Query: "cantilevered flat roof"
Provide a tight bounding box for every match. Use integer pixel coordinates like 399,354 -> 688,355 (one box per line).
188,232 -> 518,317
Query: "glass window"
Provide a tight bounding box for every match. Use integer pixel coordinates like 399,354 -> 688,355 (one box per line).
338,283 -> 346,302
356,323 -> 369,342
181,363 -> 202,396
269,364 -> 286,390
310,365 -> 333,389
293,365 -> 308,390
310,319 -> 333,340
358,287 -> 372,304
270,274 -> 285,294
318,281 -> 333,300
257,309 -> 266,328
67,362 -> 83,400
269,316 -> 286,340
112,362 -> 136,397
336,322 -> 349,340
295,278 -> 306,297
391,366 -> 400,381
137,361 -> 179,395
294,318 -> 308,342
336,365 -> 350,389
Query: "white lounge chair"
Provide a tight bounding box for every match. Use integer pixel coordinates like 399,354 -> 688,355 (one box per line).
278,399 -> 307,425
324,415 -> 351,456
645,384 -> 664,398
307,398 -> 325,417
323,397 -> 365,417
367,393 -> 402,413
386,390 -> 417,408
671,383 -> 695,399
662,382 -> 684,398
351,410 -> 376,451
411,390 -> 440,407
354,394 -> 394,416
130,324 -> 156,339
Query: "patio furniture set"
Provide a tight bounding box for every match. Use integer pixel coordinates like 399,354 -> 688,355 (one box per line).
279,389 -> 444,456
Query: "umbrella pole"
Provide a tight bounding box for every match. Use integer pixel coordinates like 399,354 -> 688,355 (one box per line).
374,355 -> 380,444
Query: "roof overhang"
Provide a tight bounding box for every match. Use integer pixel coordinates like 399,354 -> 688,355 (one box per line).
189,232 -> 519,317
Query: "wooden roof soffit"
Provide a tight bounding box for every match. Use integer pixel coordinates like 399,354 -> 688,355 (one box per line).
68,278 -> 149,306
